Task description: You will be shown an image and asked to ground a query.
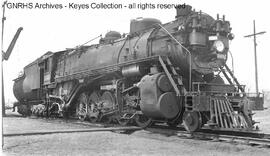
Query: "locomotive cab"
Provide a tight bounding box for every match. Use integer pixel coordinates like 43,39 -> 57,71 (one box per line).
38,52 -> 55,86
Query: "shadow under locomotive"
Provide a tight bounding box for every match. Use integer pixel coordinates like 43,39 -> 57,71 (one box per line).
13,5 -> 261,132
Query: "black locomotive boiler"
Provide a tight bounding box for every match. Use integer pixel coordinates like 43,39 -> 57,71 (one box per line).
13,5 -> 255,132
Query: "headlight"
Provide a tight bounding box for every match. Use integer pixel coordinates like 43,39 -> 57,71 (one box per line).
214,40 -> 225,52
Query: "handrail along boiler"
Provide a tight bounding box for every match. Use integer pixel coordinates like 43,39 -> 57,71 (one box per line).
13,5 -> 257,132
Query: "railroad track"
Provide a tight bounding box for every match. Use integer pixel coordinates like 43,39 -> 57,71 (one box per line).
4,126 -> 142,137
4,116 -> 270,148
147,126 -> 270,148
179,132 -> 270,148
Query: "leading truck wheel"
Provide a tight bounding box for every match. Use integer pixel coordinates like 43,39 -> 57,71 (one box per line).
183,111 -> 202,132
134,114 -> 152,128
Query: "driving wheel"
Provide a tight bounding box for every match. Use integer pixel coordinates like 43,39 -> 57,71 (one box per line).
88,91 -> 100,123
77,92 -> 89,121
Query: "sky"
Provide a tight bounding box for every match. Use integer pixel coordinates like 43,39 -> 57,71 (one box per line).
1,0 -> 270,102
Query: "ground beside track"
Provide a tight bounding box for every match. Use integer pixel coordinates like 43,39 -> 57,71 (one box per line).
2,109 -> 270,156
253,101 -> 270,134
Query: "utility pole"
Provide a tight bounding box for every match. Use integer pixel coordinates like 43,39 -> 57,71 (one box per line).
1,1 -> 7,116
244,20 -> 266,97
1,0 -> 23,147
1,0 -> 7,149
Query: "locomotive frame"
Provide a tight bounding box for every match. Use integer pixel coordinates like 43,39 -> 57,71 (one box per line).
13,5 -> 257,132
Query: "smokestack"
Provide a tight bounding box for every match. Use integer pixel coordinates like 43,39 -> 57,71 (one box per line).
175,4 -> 192,18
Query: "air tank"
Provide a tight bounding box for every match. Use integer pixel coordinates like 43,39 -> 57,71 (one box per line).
139,73 -> 180,119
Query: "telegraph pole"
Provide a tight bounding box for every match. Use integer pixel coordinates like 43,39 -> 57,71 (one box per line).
244,20 -> 266,97
1,1 -> 7,148
1,1 -> 7,116
1,1 -> 23,147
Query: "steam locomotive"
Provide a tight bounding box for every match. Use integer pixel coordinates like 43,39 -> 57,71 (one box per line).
13,5 -> 255,132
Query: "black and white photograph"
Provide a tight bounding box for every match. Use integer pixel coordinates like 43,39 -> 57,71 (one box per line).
1,0 -> 270,155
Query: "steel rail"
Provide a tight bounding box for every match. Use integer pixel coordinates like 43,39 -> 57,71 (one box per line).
5,115 -> 270,147
177,131 -> 270,147
6,115 -> 270,140
150,124 -> 270,139
147,126 -> 270,148
3,126 -> 142,137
